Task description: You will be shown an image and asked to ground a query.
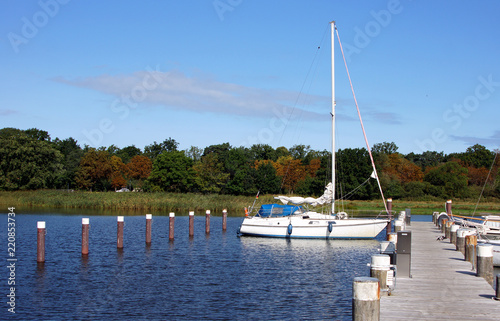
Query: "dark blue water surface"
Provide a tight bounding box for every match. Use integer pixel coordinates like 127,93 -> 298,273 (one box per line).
0,212 -> 418,320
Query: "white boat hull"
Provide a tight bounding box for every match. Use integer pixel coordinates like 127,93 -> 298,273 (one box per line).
477,239 -> 500,267
239,214 -> 388,239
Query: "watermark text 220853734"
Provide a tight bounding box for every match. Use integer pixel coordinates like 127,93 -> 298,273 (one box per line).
7,207 -> 17,314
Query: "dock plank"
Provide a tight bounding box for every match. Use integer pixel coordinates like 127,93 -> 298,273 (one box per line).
380,221 -> 500,320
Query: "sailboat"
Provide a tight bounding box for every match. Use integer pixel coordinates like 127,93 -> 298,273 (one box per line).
238,21 -> 389,239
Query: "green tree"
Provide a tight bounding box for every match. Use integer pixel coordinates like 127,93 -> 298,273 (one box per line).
115,145 -> 142,164
0,131 -> 63,190
147,151 -> 194,192
336,148 -> 375,199
372,141 -> 399,155
53,137 -> 84,189
193,153 -> 230,193
144,137 -> 179,160
424,161 -> 469,198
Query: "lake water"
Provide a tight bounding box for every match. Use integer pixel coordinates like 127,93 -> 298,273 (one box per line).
1,212 -> 430,320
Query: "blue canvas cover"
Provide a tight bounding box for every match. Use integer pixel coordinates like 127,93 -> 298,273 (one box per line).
257,204 -> 303,217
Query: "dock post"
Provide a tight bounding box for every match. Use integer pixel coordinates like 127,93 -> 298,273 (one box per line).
445,221 -> 453,239
222,209 -> 227,231
37,221 -> 46,263
445,199 -> 452,215
369,254 -> 393,295
82,218 -> 89,255
394,220 -> 403,233
386,198 -> 392,241
169,212 -> 175,241
465,234 -> 477,265
441,218 -> 448,234
117,216 -> 124,249
352,277 -> 380,321
476,244 -> 494,286
145,214 -> 152,244
189,211 -> 194,237
205,210 -> 211,234
496,274 -> 500,300
456,228 -> 475,254
450,224 -> 459,245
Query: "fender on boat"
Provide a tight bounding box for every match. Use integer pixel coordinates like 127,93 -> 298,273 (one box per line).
287,223 -> 293,235
328,222 -> 335,233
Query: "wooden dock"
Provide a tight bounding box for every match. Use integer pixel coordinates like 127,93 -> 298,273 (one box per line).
380,221 -> 500,320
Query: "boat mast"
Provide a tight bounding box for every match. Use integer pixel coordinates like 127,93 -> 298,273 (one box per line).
330,21 -> 336,215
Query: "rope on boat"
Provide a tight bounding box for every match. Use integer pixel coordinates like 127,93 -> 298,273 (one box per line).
334,26 -> 389,214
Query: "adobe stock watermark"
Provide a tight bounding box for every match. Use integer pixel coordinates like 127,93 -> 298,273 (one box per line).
7,0 -> 71,54
213,0 -> 242,21
414,74 -> 500,152
341,0 -> 405,62
82,66 -> 164,147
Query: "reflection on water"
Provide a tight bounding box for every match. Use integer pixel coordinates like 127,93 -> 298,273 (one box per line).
0,213 -> 386,320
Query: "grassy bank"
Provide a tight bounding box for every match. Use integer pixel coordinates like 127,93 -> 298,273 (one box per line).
1,190 -> 499,216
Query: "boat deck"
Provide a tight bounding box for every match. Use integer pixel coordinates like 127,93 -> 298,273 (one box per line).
380,221 -> 500,320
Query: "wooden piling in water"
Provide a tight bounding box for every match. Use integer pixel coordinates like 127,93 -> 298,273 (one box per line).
145,214 -> 152,244
476,244 -> 494,286
205,210 -> 211,234
37,221 -> 46,263
386,198 -> 392,241
169,212 -> 175,241
222,209 -> 227,231
82,218 -> 89,255
117,216 -> 124,249
189,211 -> 194,237
352,277 -> 380,321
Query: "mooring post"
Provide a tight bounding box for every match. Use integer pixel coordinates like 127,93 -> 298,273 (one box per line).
441,218 -> 448,234
445,220 -> 453,239
189,211 -> 194,237
476,244 -> 494,286
205,210 -> 211,234
117,216 -> 124,249
456,228 -> 475,254
465,234 -> 477,264
369,254 -> 393,295
145,214 -> 152,244
37,221 -> 46,263
386,198 -> 392,241
394,220 -> 403,233
82,218 -> 89,255
496,274 -> 500,300
450,224 -> 459,245
169,212 -> 175,241
445,199 -> 452,215
222,209 -> 227,231
352,277 -> 380,321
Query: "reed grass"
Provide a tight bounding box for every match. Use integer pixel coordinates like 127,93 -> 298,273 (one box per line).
1,190 -> 499,216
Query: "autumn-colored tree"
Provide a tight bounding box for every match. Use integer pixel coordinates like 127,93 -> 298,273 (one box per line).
110,155 -> 127,190
75,148 -> 112,191
127,155 -> 152,189
385,153 -> 424,184
273,156 -> 307,193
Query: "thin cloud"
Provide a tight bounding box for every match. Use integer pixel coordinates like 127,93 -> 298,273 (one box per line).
53,69 -> 330,121
0,109 -> 18,116
451,130 -> 500,148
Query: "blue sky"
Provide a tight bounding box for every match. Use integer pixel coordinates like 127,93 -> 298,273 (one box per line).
1,0 -> 500,155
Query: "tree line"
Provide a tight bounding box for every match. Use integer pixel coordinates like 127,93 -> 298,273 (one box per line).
1,127 -> 499,200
